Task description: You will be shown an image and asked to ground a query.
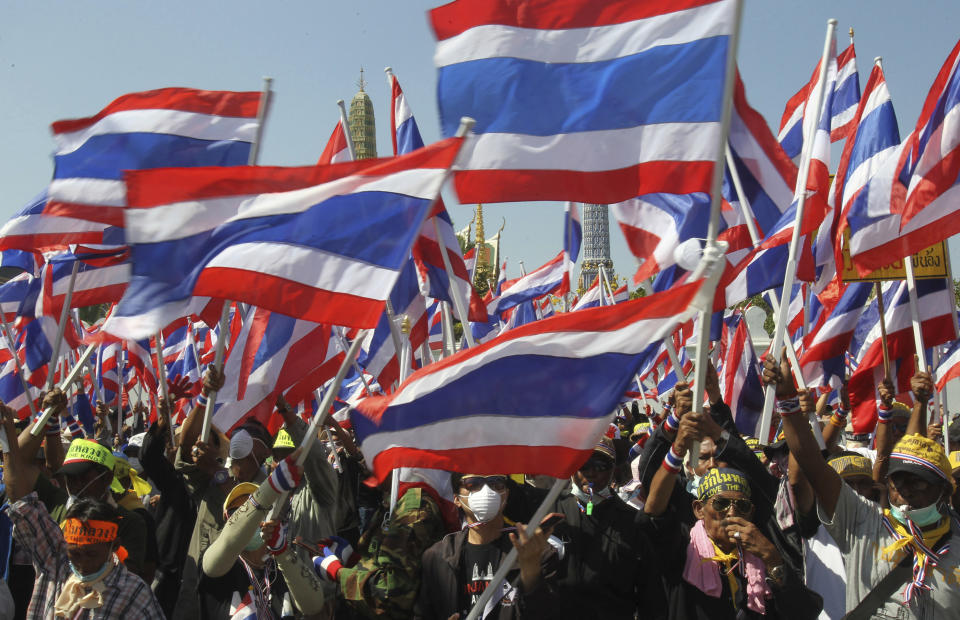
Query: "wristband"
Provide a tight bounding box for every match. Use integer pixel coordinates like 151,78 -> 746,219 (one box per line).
775,396 -> 800,417
664,413 -> 680,433
877,402 -> 893,422
195,393 -> 209,408
829,413 -> 846,428
662,444 -> 684,474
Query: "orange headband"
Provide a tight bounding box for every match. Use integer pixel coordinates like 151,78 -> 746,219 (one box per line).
62,519 -> 118,546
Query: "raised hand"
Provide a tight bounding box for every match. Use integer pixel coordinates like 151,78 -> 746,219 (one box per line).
762,349 -> 797,399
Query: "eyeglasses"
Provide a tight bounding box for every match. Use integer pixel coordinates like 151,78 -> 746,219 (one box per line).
710,497 -> 753,515
461,476 -> 508,492
579,457 -> 613,473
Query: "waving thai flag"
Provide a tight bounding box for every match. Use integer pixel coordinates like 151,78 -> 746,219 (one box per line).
847,39 -> 960,273
798,281 -> 872,387
847,278 -> 956,432
108,137 -> 464,340
935,340 -> 960,392
571,276 -> 603,311
317,118 -> 351,165
715,310 -> 764,436
831,42 -> 861,141
496,252 -> 565,314
431,0 -> 738,204
561,203 -> 582,295
389,71 -> 486,325
0,191 -> 105,253
351,278 -> 705,479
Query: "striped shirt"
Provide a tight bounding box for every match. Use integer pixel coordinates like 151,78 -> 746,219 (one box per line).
9,492 -> 164,619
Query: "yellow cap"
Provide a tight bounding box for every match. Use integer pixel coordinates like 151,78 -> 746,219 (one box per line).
223,482 -> 259,517
949,451 -> 960,473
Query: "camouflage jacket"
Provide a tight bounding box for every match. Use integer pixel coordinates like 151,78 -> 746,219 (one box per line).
338,487 -> 446,618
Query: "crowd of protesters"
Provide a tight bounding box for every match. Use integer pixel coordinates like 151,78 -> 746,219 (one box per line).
1,351 -> 958,620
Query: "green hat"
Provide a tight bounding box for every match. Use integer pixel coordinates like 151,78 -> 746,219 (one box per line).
273,428 -> 295,449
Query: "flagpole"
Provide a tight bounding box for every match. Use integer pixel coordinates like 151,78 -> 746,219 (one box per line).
433,217 -> 477,348
45,260 -> 80,392
464,477 -> 566,620
116,349 -> 124,439
725,147 -> 823,447
386,316 -> 413,525
337,99 -> 357,160
154,330 -> 175,446
334,326 -> 374,395
267,332 -> 367,520
0,314 -> 37,417
903,258 -> 929,372
200,77 -> 272,444
759,18 -> 838,446
932,345 -> 943,426
30,343 -> 97,436
679,0 -> 745,469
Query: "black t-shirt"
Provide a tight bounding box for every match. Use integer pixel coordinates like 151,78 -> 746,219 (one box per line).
459,541 -> 502,615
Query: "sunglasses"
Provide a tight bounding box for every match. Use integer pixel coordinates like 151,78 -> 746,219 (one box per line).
579,457 -> 613,473
461,476 -> 508,493
710,497 -> 753,515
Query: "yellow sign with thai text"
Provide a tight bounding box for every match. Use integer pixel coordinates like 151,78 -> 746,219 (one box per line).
840,229 -> 948,282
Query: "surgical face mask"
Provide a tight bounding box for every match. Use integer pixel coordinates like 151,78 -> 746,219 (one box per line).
459,484 -> 504,524
890,501 -> 944,527
69,556 -> 112,583
66,471 -> 109,509
685,473 -> 702,497
244,530 -> 264,552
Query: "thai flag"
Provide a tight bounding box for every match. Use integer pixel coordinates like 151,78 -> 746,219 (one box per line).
357,259 -> 429,390
833,62 -> 901,272
96,341 -> 123,404
212,308 -> 341,433
612,284 -> 629,304
561,203 -> 582,296
537,296 -> 555,318
847,278 -> 956,432
0,273 -> 32,322
431,0 -> 738,204
462,246 -> 476,276
350,278 -> 704,479
798,281 -> 872,387
317,118 -> 351,165
0,359 -> 37,420
44,87 -> 262,230
848,39 -> 960,272
15,264 -> 80,379
389,72 -> 487,325
0,250 -> 39,275
111,136 -> 464,340
46,250 -> 131,312
496,252 -> 565,314
935,340 -> 960,392
714,238 -> 815,311
715,311 -> 764,436
831,42 -> 861,141
166,327 -> 201,391
124,337 -> 158,395
571,276 -> 603,311
0,191 -> 105,253
501,299 -> 538,332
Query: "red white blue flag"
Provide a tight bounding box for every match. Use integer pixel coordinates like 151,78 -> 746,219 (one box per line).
351,279 -> 704,479
431,0 -> 738,204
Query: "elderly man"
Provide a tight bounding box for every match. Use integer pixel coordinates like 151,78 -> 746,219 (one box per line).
765,351 -> 960,618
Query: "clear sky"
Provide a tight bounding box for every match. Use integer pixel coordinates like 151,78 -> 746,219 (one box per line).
2,1 -> 959,285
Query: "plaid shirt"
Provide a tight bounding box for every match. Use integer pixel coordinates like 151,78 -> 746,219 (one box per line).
9,492 -> 164,619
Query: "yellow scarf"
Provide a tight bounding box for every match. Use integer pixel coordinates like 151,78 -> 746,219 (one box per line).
704,539 -> 740,605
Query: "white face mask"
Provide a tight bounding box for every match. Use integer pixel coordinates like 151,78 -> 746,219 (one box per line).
66,471 -> 109,509
460,484 -> 504,524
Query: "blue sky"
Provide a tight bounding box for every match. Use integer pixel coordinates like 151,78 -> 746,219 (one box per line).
2,1 -> 958,284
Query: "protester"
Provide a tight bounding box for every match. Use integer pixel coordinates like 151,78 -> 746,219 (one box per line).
2,404 -> 164,618
764,351 -> 960,617
415,473 -> 557,619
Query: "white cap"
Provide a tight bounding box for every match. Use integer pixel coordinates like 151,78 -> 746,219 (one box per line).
229,429 -> 254,461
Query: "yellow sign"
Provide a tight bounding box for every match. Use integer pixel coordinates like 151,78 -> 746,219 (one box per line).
840,229 -> 948,282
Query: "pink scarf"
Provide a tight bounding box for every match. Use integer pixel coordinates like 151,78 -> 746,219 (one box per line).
682,520 -> 771,614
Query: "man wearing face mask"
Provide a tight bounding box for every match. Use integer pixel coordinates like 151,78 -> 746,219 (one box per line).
765,352 -> 960,618
415,473 -> 557,619
2,405 -> 164,618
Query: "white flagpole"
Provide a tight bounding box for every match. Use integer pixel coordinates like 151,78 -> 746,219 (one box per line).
30,343 -> 97,436
725,147 -> 823,447
45,260 -> 80,392
337,99 -> 357,160
432,217 -> 477,348
685,0 -> 745,466
386,316 -> 413,525
759,18 -> 838,446
153,330 -> 176,446
200,77 -> 272,444
903,258 -> 928,372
